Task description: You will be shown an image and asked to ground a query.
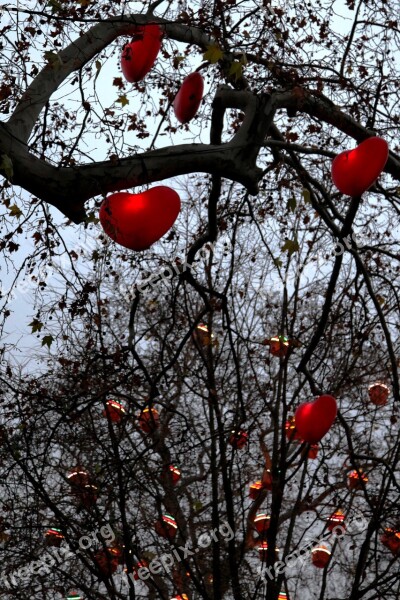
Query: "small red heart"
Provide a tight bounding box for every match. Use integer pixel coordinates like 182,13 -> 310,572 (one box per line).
173,72 -> 204,124
331,137 -> 388,197
294,394 -> 337,443
121,24 -> 162,83
99,186 -> 181,251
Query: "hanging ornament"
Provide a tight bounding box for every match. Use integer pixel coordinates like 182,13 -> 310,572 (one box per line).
294,394 -> 337,444
249,480 -> 264,500
45,528 -> 64,547
161,464 -> 181,485
254,513 -> 270,537
228,429 -> 248,449
307,444 -> 319,459
94,547 -> 121,577
311,544 -> 331,568
100,187 -> 180,251
327,509 -> 345,532
347,469 -> 368,490
269,335 -> 289,357
102,400 -> 126,423
138,407 -> 160,433
121,24 -> 162,83
368,382 -> 390,406
258,541 -> 279,561
155,514 -> 178,539
66,592 -> 83,600
285,415 -> 303,442
174,72 -> 204,124
331,137 -> 388,197
381,528 -> 400,556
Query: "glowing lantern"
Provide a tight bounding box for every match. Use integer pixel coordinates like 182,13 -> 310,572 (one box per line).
249,481 -> 264,500
162,464 -> 181,485
67,467 -> 98,507
381,528 -> 400,556
261,469 -> 273,491
193,323 -> 216,347
348,470 -> 368,490
66,593 -> 83,600
174,72 -> 204,123
99,187 -> 181,251
94,547 -> 120,577
228,430 -> 248,449
102,400 -> 126,423
155,514 -> 178,540
285,416 -> 302,441
368,382 -> 389,406
311,544 -> 331,568
307,444 -> 319,459
331,137 -> 389,197
170,595 -> 189,600
258,541 -> 279,561
269,335 -> 289,357
138,407 -> 160,433
45,528 -> 64,547
121,24 -> 162,83
278,594 -> 288,600
294,395 -> 337,444
327,510 -> 345,532
254,513 -> 270,536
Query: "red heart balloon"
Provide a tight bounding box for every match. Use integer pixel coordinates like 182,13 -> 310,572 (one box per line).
121,24 -> 162,83
99,186 -> 180,251
173,72 -> 204,124
331,137 -> 388,197
294,394 -> 337,443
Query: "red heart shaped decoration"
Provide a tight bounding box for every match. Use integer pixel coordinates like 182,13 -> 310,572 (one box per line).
99,186 -> 181,251
173,72 -> 204,124
121,24 -> 162,83
294,394 -> 337,443
331,137 -> 388,197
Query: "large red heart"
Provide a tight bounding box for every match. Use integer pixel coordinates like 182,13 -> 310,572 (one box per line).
294,394 -> 337,444
99,186 -> 181,251
121,24 -> 162,83
331,137 -> 388,197
174,72 -> 204,124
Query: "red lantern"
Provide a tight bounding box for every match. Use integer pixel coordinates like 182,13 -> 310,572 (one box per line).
193,323 -> 216,346
121,24 -> 162,83
331,137 -> 388,197
162,464 -> 181,485
278,594 -> 288,600
228,430 -> 248,450
258,541 -> 279,561
174,72 -> 204,124
307,444 -> 319,459
45,528 -> 64,547
155,514 -> 178,540
348,470 -> 368,490
368,382 -> 389,406
311,545 -> 331,568
66,592 -> 83,600
249,481 -> 263,500
269,335 -> 289,357
138,407 -> 160,433
381,528 -> 400,556
254,513 -> 270,536
170,595 -> 189,600
102,399 -> 126,423
327,510 -> 345,532
294,394 -> 337,444
99,187 -> 181,251
67,468 -> 98,507
94,547 -> 120,577
285,416 -> 303,441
